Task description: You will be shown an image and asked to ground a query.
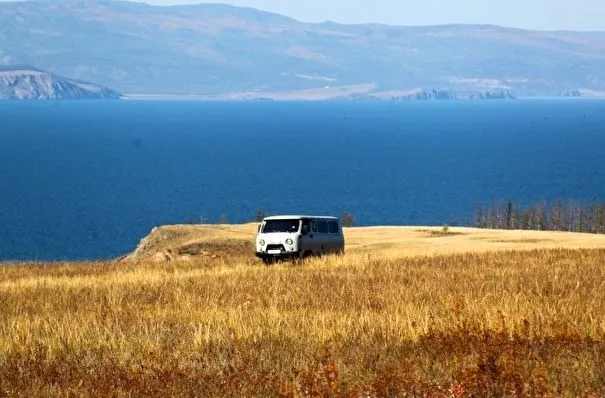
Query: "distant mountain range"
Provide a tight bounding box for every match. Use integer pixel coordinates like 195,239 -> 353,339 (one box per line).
1,0 -> 605,99
0,65 -> 120,99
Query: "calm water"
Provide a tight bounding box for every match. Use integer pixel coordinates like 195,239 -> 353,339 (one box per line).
1,100 -> 604,261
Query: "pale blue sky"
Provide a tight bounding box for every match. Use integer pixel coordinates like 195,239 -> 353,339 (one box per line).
3,0 -> 604,30
147,0 -> 605,30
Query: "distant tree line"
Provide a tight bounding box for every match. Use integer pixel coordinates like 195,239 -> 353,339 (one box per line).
474,200 -> 605,234
204,208 -> 357,226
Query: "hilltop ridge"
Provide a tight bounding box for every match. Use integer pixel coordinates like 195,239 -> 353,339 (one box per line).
124,223 -> 605,262
0,65 -> 121,100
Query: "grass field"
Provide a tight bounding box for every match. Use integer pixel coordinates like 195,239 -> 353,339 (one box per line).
1,225 -> 605,396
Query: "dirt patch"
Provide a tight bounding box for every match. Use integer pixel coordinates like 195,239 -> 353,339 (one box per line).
177,240 -> 252,257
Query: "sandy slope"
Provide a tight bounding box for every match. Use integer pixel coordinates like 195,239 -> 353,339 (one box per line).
126,223 -> 605,261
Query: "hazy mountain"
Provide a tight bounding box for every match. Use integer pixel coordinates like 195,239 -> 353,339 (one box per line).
0,65 -> 120,99
1,0 -> 604,97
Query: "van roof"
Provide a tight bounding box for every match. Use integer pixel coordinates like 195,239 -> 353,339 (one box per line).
262,215 -> 339,221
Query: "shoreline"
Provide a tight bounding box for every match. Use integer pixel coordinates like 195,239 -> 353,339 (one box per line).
122,94 -> 605,101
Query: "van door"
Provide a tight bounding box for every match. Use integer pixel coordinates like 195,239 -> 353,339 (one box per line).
327,220 -> 339,253
310,219 -> 322,255
317,220 -> 330,254
333,221 -> 345,253
299,219 -> 315,257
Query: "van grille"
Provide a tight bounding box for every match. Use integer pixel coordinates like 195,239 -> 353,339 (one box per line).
266,244 -> 285,252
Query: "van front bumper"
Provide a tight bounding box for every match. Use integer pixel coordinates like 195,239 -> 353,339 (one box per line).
256,251 -> 301,261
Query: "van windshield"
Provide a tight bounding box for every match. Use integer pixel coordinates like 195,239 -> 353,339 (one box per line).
262,220 -> 300,233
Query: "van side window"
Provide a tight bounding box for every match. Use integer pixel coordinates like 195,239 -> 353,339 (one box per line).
329,221 -> 339,234
318,221 -> 328,234
311,221 -> 318,233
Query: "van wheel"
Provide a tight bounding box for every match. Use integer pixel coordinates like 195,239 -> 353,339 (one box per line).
302,251 -> 312,259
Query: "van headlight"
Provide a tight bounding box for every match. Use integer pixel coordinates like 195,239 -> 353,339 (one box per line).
285,238 -> 293,245
259,240 -> 265,246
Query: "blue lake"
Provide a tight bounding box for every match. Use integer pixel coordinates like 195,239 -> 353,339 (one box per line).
1,99 -> 604,261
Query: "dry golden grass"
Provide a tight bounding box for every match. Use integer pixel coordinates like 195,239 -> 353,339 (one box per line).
1,226 -> 605,396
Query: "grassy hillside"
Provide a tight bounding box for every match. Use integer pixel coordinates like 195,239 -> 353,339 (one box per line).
1,227 -> 604,395
126,223 -> 605,261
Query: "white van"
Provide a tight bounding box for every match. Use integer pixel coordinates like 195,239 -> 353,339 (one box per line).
255,215 -> 345,263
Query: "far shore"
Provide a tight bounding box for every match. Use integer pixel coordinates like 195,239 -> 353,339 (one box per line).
122,93 -> 605,101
